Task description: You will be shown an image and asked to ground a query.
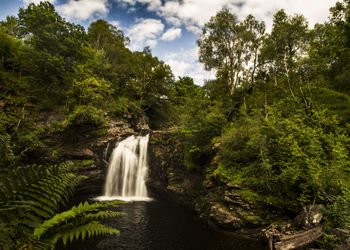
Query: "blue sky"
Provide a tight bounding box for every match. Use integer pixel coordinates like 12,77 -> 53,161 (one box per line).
0,0 -> 338,85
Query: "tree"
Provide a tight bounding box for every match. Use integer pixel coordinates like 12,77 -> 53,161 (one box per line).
17,1 -> 91,91
87,19 -> 132,92
88,19 -> 128,52
129,47 -> 174,127
260,10 -> 311,103
310,0 -> 350,94
198,9 -> 265,95
172,76 -> 199,105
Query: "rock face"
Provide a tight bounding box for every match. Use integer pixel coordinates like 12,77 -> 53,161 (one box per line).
209,204 -> 242,229
148,131 -> 266,233
148,130 -> 204,207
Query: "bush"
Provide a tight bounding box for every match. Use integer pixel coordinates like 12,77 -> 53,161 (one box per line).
216,105 -> 350,205
180,99 -> 227,169
58,105 -> 107,131
54,105 -> 107,142
315,233 -> 339,250
108,96 -> 143,120
324,187 -> 350,228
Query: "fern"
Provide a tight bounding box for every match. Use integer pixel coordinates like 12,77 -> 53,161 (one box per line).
0,162 -> 85,227
44,221 -> 120,248
34,201 -> 124,238
0,133 -> 16,169
0,162 -> 124,249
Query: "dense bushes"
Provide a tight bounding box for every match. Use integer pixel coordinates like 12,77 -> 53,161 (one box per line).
213,105 -> 350,205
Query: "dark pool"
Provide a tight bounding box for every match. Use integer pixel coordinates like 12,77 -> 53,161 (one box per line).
61,192 -> 267,250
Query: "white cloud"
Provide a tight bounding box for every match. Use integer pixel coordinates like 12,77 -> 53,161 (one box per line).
164,48 -> 215,86
57,0 -> 109,21
22,0 -> 56,4
145,39 -> 158,48
117,0 -> 338,35
167,59 -> 191,76
164,16 -> 181,27
127,18 -> 164,50
231,0 -> 338,31
109,20 -> 120,28
161,28 -> 182,41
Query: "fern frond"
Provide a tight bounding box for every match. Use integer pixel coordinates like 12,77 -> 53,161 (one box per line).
49,221 -> 120,247
34,201 -> 123,239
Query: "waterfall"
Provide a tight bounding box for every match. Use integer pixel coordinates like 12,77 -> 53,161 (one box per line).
97,134 -> 151,201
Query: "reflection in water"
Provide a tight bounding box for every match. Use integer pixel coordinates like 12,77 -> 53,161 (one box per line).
63,193 -> 267,250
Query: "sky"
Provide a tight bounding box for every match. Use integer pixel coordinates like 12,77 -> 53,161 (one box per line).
0,0 -> 339,85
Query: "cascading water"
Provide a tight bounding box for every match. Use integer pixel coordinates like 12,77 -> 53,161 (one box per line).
97,134 -> 151,201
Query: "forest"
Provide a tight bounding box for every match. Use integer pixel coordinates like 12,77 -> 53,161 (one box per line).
1,0 -> 350,249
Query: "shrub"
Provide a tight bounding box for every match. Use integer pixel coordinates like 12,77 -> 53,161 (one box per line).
216,105 -> 350,205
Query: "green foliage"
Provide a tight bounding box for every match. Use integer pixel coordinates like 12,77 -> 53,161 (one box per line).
215,104 -> 350,205
198,9 -> 265,94
324,187 -> 350,228
60,105 -> 107,130
108,96 -> 143,120
0,162 -> 123,249
314,87 -> 350,123
69,76 -> 113,106
17,1 -> 90,89
315,233 -> 339,250
0,162 -> 83,223
0,133 -> 16,168
179,90 -> 227,169
172,77 -> 200,105
34,201 -> 123,247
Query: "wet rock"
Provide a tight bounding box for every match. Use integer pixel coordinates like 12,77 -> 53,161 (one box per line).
210,204 -> 242,229
128,115 -> 150,132
294,205 -> 325,230
105,120 -> 134,138
226,182 -> 241,189
60,147 -> 96,159
224,190 -> 251,210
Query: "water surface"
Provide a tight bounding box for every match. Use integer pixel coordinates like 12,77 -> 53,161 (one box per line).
62,192 -> 267,250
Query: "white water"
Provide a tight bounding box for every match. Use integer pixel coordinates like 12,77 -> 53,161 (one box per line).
97,134 -> 152,202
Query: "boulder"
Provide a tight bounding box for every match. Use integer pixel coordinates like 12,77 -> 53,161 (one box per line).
224,190 -> 251,210
210,204 -> 242,229
294,205 -> 325,230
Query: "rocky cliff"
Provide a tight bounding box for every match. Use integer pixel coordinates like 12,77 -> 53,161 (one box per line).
148,131 -> 269,236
